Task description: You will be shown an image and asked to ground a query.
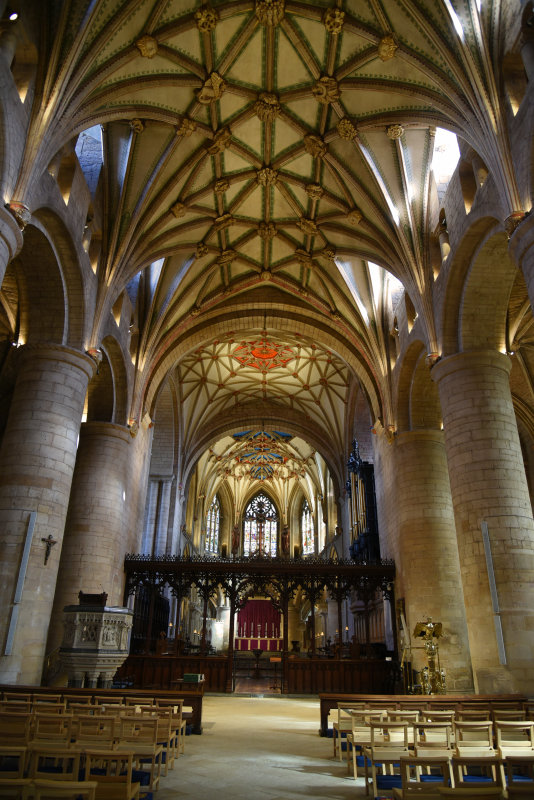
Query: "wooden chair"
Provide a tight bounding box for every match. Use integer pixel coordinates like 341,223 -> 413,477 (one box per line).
28,746 -> 81,782
392,755 -> 453,799
123,699 -> 154,708
0,714 -> 31,747
31,703 -> 68,715
30,714 -> 73,746
414,722 -> 454,760
363,721 -> 410,796
421,711 -> 456,724
451,756 -> 501,789
0,749 -> 26,779
345,711 -> 384,778
332,701 -> 367,760
155,700 -> 186,755
0,704 -> 30,716
504,753 -> 534,796
114,717 -> 162,792
1,696 -> 31,705
32,695 -> 64,706
85,751 -> 140,800
437,790 -> 504,799
64,695 -> 93,708
492,709 -> 526,722
456,710 -> 492,722
0,778 -> 33,799
154,711 -> 176,776
32,779 -> 98,799
72,715 -> 117,749
453,722 -> 495,756
495,722 -> 534,787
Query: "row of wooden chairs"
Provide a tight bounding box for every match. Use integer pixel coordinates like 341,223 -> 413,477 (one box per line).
332,702 -> 531,760
0,749 -> 148,799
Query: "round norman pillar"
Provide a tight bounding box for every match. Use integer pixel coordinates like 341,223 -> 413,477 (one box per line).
47,422 -> 131,654
0,344 -> 94,684
432,350 -> 534,693
394,430 -> 473,692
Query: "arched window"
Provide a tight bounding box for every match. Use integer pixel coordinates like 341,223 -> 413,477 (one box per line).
301,499 -> 314,555
243,493 -> 278,557
206,496 -> 221,554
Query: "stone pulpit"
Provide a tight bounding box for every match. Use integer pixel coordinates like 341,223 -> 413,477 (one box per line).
59,592 -> 133,687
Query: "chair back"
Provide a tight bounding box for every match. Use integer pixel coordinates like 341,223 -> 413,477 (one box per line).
437,789 -> 504,799
28,747 -> 81,782
0,748 -> 26,779
32,779 -> 97,800
0,714 -> 30,746
399,754 -> 452,795
415,722 -> 453,754
0,778 -> 32,799
454,720 -> 494,753
31,714 -> 72,744
85,750 -> 140,798
72,714 -> 117,746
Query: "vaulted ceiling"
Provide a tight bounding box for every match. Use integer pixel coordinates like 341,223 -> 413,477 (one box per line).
11,0 -> 528,485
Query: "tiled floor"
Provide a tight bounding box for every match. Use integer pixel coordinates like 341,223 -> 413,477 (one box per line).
157,693 -> 368,799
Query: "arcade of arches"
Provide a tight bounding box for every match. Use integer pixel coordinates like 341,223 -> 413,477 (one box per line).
0,0 -> 534,697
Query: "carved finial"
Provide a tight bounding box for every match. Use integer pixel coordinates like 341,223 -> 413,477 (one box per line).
256,167 -> 279,185
298,217 -> 318,235
254,92 -> 281,121
305,183 -> 324,200
171,201 -> 187,218
136,35 -> 158,58
129,118 -> 144,133
217,249 -> 236,265
387,123 -> 404,139
195,6 -> 219,32
347,208 -> 362,226
214,179 -> 229,194
312,76 -> 341,105
196,72 -> 225,104
255,0 -> 285,26
378,34 -> 398,61
214,213 -> 234,230
304,134 -> 327,158
323,8 -> 345,34
176,117 -> 197,137
207,128 -> 232,154
337,117 -> 358,141
257,221 -> 278,239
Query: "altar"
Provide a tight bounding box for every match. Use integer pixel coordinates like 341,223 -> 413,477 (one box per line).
234,599 -> 282,652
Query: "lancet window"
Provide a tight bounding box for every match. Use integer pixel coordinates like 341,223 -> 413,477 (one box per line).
206,496 -> 220,554
243,493 -> 278,557
301,499 -> 314,555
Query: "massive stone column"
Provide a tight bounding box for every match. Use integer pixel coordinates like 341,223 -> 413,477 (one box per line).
0,344 -> 94,684
47,422 -> 131,655
394,430 -> 473,692
432,350 -> 534,693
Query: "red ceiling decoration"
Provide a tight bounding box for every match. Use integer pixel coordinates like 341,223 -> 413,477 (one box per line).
233,339 -> 294,371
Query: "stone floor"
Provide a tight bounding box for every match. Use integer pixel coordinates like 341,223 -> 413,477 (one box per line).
157,693 -> 368,799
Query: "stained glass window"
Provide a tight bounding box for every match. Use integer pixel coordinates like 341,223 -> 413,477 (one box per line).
301,499 -> 314,555
243,493 -> 278,557
206,496 -> 220,553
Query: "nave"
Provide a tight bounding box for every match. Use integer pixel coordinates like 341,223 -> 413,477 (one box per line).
158,694 -> 359,800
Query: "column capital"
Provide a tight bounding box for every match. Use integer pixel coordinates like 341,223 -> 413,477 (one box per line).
19,343 -> 95,381
431,349 -> 511,384
79,421 -> 131,443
